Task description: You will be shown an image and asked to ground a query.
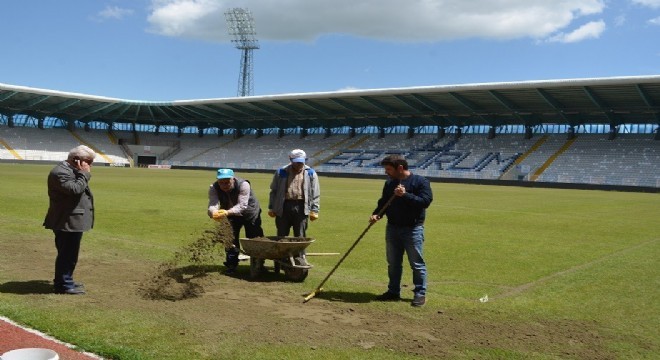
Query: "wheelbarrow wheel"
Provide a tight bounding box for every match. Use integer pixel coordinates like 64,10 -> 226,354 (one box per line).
284,257 -> 308,282
249,257 -> 265,279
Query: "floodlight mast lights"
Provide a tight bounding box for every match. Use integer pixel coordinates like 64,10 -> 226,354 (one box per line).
225,8 -> 259,97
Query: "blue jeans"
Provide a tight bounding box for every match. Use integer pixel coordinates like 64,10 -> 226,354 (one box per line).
385,223 -> 427,297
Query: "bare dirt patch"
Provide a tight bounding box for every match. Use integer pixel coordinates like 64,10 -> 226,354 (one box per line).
137,219 -> 233,301
0,228 -> 620,359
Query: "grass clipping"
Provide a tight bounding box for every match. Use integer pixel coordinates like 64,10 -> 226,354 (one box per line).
138,218 -> 234,301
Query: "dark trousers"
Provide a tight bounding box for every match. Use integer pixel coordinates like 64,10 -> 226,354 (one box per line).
226,211 -> 264,268
275,200 -> 308,237
53,230 -> 83,289
275,200 -> 309,262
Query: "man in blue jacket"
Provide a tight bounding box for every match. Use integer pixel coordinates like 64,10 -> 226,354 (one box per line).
370,155 -> 433,307
268,149 -> 320,238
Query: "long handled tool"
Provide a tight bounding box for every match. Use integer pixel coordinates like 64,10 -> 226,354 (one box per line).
303,193 -> 396,303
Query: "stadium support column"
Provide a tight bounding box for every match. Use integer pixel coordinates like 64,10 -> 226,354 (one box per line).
378,127 -> 385,139
487,126 -> 496,139
608,124 -> 617,140
301,128 -> 308,138
8,114 -> 14,128
407,126 -> 415,139
525,126 -> 533,139
132,123 -> 138,144
256,129 -> 263,138
654,126 -> 660,140
454,127 -> 462,139
84,123 -> 90,132
198,128 -> 205,138
324,127 -> 331,138
567,126 -> 575,140
437,127 -> 445,139
349,127 -> 356,138
278,128 -> 284,138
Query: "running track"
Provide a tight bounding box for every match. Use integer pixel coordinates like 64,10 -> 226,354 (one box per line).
0,316 -> 101,359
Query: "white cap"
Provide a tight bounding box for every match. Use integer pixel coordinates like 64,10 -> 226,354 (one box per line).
289,149 -> 306,163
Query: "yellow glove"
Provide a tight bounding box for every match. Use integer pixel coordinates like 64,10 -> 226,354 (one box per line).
212,209 -> 229,220
267,210 -> 276,218
309,212 -> 319,221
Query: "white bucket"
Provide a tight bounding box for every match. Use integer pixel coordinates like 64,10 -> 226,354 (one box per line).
1,348 -> 59,360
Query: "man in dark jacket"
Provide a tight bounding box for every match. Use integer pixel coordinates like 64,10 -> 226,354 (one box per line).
208,168 -> 264,274
44,145 -> 96,295
370,155 -> 433,307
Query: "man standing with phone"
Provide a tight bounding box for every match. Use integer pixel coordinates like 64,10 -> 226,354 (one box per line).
44,145 -> 96,295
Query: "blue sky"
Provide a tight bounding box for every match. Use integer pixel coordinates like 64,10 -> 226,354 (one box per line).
2,0 -> 659,101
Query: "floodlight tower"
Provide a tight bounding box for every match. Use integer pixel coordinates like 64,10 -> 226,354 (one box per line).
225,8 -> 259,97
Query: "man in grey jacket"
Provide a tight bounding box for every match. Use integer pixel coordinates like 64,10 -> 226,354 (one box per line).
44,145 -> 96,295
268,149 -> 320,238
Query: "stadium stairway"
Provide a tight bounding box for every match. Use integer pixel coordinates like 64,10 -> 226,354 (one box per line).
530,137 -> 577,181
499,135 -> 548,180
0,137 -> 23,160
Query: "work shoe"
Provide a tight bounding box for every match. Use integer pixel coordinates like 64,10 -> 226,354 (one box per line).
54,282 -> 84,289
411,295 -> 426,307
375,291 -> 401,301
54,287 -> 86,295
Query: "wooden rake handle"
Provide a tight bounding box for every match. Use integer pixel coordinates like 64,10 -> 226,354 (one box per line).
303,193 -> 396,303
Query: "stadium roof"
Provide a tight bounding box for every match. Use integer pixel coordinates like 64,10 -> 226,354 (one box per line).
1,75 -> 659,131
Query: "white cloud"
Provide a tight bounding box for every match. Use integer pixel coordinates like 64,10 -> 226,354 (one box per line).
146,0 -> 606,43
650,16 -> 660,25
547,20 -> 606,43
98,6 -> 134,20
631,0 -> 660,8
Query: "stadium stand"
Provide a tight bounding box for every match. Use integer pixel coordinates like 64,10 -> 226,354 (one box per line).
536,134 -> 659,187
315,133 -> 659,187
1,123 -> 658,189
1,76 -> 658,189
0,127 -> 130,164
161,134 -> 351,169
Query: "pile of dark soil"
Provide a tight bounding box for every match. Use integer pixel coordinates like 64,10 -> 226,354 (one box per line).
137,218 -> 234,301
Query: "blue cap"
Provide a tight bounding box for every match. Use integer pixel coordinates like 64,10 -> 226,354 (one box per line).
289,149 -> 307,163
216,168 -> 234,179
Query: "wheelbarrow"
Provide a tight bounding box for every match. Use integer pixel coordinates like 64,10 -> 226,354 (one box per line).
239,236 -> 314,282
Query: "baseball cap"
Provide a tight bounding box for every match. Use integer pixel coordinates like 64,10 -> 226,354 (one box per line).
289,149 -> 306,163
216,168 -> 234,179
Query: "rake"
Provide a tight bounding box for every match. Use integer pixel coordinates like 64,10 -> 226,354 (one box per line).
303,193 -> 396,303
